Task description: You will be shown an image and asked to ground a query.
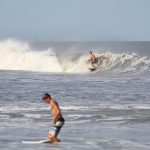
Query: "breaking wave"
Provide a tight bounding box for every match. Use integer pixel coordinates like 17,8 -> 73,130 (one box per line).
0,39 -> 62,72
0,39 -> 150,74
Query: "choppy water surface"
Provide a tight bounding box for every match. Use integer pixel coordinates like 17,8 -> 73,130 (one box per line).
0,70 -> 150,150
0,40 -> 150,149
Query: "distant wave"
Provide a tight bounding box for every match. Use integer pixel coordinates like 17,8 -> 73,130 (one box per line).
0,39 -> 150,74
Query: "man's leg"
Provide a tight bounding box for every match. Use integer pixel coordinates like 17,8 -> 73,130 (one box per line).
92,58 -> 98,68
92,62 -> 95,67
48,126 -> 61,143
48,132 -> 60,143
48,120 -> 65,143
91,60 -> 96,67
48,133 -> 54,142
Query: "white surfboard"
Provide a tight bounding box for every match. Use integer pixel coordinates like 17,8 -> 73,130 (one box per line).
22,139 -> 52,144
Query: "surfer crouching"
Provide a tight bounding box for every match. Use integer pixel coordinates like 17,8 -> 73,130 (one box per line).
42,93 -> 65,143
88,51 -> 97,67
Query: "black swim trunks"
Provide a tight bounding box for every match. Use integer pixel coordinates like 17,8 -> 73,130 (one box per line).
49,116 -> 65,137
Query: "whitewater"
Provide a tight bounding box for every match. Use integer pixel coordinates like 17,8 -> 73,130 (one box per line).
0,39 -> 150,150
0,39 -> 150,74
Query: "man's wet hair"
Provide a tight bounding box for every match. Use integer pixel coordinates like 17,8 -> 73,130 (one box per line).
42,93 -> 51,100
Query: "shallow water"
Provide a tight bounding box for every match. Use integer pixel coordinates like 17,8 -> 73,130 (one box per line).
0,70 -> 150,150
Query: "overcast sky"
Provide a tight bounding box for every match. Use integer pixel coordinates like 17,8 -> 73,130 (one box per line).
0,0 -> 150,41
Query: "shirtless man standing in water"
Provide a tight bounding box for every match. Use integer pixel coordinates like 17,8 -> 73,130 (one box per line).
42,93 -> 65,143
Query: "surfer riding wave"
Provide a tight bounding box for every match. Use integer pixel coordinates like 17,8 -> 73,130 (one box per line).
88,51 -> 98,68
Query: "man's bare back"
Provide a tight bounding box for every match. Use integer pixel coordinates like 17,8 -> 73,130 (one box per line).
50,99 -> 62,124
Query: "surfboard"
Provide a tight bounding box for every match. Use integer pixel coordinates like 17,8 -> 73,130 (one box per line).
89,67 -> 97,71
22,139 -> 52,144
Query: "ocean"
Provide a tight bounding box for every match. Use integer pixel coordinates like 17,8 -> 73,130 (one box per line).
0,39 -> 150,150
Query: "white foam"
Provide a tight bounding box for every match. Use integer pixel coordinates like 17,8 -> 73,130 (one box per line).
109,104 -> 150,110
24,114 -> 43,118
0,104 -> 48,113
0,39 -> 62,72
60,106 -> 89,111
